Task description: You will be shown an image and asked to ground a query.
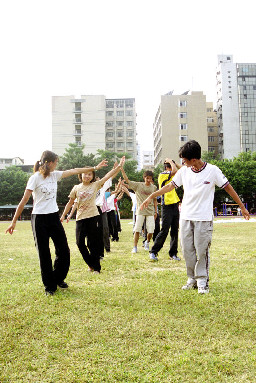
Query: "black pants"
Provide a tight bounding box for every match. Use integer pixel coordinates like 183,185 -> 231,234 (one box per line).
31,212 -> 70,292
76,216 -> 101,272
102,212 -> 110,251
107,210 -> 119,241
151,203 -> 179,257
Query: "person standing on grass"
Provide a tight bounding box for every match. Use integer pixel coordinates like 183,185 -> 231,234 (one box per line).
140,140 -> 250,294
60,156 -> 125,274
5,150 -> 108,296
121,167 -> 157,254
149,159 -> 181,262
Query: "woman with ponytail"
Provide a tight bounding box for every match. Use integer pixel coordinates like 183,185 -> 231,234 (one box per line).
6,150 -> 107,296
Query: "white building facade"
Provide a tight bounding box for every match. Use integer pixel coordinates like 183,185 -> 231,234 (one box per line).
216,55 -> 256,158
52,95 -> 137,161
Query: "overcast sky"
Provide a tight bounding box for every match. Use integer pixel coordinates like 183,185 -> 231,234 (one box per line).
0,0 -> 255,164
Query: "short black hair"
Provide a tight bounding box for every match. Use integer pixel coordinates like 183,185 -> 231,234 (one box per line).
178,140 -> 201,160
143,170 -> 154,178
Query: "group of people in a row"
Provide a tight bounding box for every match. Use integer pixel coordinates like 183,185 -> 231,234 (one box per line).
6,140 -> 250,296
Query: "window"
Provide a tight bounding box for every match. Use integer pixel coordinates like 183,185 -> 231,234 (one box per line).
106,101 -> 114,108
106,132 -> 113,137
106,111 -> 113,116
106,122 -> 113,127
180,135 -> 188,142
209,147 -> 215,152
75,114 -> 81,123
106,143 -> 114,149
75,102 -> 81,112
127,131 -> 133,137
75,137 -> 81,145
117,131 -> 123,138
75,125 -> 81,134
126,110 -> 133,116
127,121 -> 133,126
117,121 -> 123,127
117,142 -> 124,148
207,108 -> 212,112
208,127 -> 214,132
179,100 -> 187,107
117,111 -> 124,117
207,118 -> 214,123
179,123 -> 187,130
127,142 -> 133,149
179,112 -> 187,118
208,136 -> 215,142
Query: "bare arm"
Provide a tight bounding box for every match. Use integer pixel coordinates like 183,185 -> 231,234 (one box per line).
224,184 -> 250,220
6,189 -> 32,234
153,197 -> 158,219
61,159 -> 108,179
165,158 -> 180,174
140,183 -> 175,210
120,166 -> 129,184
100,156 -> 125,186
60,198 -> 75,222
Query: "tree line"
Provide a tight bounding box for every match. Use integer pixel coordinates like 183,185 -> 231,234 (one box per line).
0,143 -> 255,216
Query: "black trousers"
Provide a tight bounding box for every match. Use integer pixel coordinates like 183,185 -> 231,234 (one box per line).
107,210 -> 119,241
151,203 -> 179,257
31,212 -> 70,292
76,216 -> 101,272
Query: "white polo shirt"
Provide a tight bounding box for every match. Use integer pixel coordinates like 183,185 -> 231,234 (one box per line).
26,171 -> 63,214
172,162 -> 229,221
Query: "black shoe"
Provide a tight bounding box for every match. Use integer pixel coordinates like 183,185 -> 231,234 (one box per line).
170,255 -> 181,261
106,249 -> 110,253
45,290 -> 55,296
58,281 -> 69,289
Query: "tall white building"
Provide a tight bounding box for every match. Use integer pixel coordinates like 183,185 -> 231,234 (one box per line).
216,55 -> 256,158
52,95 -> 137,161
52,95 -> 106,156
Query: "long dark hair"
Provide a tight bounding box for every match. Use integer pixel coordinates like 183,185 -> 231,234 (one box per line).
34,150 -> 58,178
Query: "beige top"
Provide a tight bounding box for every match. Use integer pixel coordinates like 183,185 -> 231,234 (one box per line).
69,180 -> 102,221
128,180 -> 157,216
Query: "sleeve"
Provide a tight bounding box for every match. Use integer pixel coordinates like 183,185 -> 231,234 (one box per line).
128,180 -> 138,191
68,185 -> 77,200
26,174 -> 37,191
214,166 -> 229,188
171,168 -> 183,188
101,178 -> 112,193
54,170 -> 63,181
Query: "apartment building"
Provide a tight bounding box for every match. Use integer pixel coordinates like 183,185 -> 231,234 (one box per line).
0,157 -> 24,170
216,55 -> 256,158
206,102 -> 218,157
142,150 -> 154,170
52,95 -> 137,161
153,91 -> 208,167
105,98 -> 137,160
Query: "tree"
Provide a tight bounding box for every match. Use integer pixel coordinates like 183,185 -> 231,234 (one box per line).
0,166 -> 30,205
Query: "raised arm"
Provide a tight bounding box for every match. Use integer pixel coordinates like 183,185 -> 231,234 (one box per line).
99,156 -> 125,186
120,166 -> 129,184
140,182 -> 175,211
61,159 -> 108,179
224,184 -> 250,220
6,189 -> 32,234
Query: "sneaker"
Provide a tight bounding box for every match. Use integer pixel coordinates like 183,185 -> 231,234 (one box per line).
182,279 -> 197,290
149,253 -> 158,262
170,255 -> 181,261
144,241 -> 150,251
198,286 -> 209,294
93,271 -> 100,274
58,281 -> 69,289
131,247 -> 137,254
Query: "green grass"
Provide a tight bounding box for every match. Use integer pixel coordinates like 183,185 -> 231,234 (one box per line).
1,218 -> 256,382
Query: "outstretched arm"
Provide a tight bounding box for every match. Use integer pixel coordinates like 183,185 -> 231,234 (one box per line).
6,189 -> 32,234
140,183 -> 175,211
100,156 -> 125,186
61,159 -> 108,179
224,184 -> 250,220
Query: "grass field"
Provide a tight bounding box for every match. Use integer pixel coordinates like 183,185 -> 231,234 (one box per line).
1,218 -> 256,382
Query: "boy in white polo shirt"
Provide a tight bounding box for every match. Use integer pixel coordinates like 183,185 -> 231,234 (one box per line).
140,140 -> 250,294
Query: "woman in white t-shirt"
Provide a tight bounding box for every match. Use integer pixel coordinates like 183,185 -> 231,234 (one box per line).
6,150 -> 108,296
60,156 -> 125,273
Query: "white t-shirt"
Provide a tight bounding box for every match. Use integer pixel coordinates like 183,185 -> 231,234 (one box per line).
26,171 -> 63,214
95,178 -> 112,207
172,163 -> 229,221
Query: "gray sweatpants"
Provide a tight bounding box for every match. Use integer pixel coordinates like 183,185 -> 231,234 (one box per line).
180,219 -> 213,288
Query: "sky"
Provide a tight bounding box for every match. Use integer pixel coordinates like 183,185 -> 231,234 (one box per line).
1,0 -> 256,164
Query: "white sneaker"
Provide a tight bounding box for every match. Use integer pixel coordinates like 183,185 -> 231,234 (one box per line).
149,253 -> 158,262
198,286 -> 209,294
144,241 -> 150,251
182,278 -> 197,290
131,247 -> 137,254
